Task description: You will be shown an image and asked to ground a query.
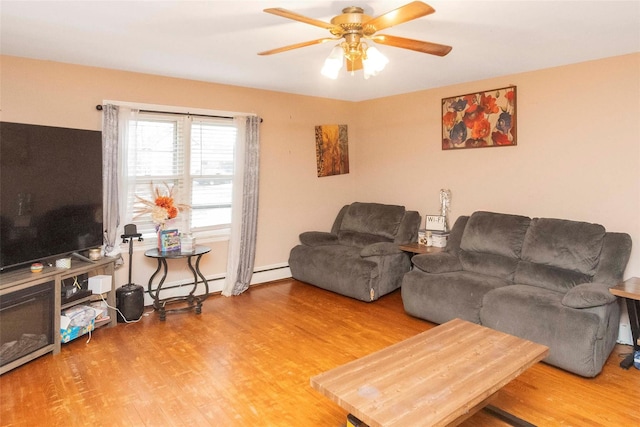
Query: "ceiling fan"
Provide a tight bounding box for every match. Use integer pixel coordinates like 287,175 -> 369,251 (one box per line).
258,1 -> 452,78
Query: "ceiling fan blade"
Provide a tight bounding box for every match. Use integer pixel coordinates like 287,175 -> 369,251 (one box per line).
364,1 -> 435,33
258,38 -> 338,56
264,8 -> 339,32
372,34 -> 452,56
346,57 -> 363,72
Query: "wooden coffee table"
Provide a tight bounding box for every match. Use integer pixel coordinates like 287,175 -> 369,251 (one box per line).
311,318 -> 549,427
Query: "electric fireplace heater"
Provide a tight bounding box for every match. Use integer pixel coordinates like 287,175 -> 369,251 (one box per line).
0,280 -> 55,371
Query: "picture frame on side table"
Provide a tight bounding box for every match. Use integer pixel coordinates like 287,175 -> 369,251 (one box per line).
425,215 -> 447,232
160,229 -> 181,252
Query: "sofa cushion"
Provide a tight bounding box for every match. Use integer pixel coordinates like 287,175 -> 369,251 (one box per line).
393,210 -> 421,244
459,251 -> 520,281
460,211 -> 531,258
299,231 -> 338,246
289,244 -> 377,301
402,270 -> 511,324
480,284 -> 612,377
514,218 -> 606,292
513,261 -> 592,292
411,252 -> 462,273
338,231 -> 390,248
340,202 -> 405,239
459,212 -> 530,280
520,218 -> 605,275
360,242 -> 403,257
593,232 -> 633,284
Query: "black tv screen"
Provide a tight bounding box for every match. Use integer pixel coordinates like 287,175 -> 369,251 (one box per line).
0,122 -> 103,271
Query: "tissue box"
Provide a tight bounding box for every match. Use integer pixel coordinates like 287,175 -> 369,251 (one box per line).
60,319 -> 95,343
60,305 -> 97,343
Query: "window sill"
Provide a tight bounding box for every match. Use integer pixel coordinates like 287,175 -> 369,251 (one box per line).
123,229 -> 230,253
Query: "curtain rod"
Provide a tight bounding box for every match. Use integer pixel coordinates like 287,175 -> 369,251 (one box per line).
96,104 -> 262,122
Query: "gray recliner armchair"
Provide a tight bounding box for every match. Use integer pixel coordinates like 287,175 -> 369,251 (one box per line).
289,202 -> 420,302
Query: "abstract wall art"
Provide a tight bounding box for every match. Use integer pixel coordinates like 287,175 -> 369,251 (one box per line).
315,124 -> 349,177
441,86 -> 517,150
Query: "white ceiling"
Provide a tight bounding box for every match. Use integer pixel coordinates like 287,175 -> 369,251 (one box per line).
2,1 -> 639,102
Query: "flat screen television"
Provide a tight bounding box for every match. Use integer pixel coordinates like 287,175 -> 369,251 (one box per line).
0,122 -> 103,271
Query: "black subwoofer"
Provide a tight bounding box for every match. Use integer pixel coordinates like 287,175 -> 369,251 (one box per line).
116,284 -> 144,322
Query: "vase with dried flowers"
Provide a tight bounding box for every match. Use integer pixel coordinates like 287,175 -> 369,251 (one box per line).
133,183 -> 190,251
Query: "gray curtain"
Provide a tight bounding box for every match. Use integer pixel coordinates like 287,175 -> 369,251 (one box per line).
222,115 -> 261,296
102,104 -> 121,261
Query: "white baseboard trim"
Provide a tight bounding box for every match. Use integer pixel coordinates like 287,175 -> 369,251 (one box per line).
250,263 -> 292,286
141,263 -> 292,306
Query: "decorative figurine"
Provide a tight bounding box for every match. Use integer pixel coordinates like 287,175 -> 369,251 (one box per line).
439,189 -> 452,232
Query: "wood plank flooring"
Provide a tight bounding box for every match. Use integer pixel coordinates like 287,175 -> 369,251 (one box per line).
1,279 -> 638,426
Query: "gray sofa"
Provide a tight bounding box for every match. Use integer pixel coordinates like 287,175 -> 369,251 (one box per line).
289,202 -> 420,302
401,211 -> 632,377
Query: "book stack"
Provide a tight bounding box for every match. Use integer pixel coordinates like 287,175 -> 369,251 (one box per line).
431,231 -> 449,248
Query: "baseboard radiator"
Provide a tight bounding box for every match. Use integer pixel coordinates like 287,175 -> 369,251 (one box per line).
142,263 -> 292,305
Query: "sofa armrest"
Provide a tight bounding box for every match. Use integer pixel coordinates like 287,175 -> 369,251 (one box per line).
412,252 -> 463,273
360,242 -> 403,257
299,231 -> 339,246
561,282 -> 617,308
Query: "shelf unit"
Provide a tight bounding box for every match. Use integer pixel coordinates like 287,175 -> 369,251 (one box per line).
0,257 -> 117,374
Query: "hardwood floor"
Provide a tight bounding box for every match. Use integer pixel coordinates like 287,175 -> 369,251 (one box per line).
1,279 -> 638,426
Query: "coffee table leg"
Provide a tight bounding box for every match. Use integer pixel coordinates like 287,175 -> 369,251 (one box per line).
484,405 -> 536,427
346,414 -> 368,427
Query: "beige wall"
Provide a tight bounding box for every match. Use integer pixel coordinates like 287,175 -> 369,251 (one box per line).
354,53 -> 640,279
1,53 -> 639,298
0,55 -> 360,292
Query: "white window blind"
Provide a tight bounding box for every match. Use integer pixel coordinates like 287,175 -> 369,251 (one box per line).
190,119 -> 236,229
125,112 -> 236,239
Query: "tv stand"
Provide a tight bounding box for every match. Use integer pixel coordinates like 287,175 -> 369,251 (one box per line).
0,257 -> 117,375
71,251 -> 95,263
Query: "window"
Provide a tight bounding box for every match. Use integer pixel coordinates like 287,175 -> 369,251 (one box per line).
125,112 -> 237,239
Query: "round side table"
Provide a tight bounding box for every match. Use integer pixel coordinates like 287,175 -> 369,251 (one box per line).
144,245 -> 210,321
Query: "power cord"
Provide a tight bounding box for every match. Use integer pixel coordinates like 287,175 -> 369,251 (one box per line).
72,276 -> 81,291
82,293 -> 155,344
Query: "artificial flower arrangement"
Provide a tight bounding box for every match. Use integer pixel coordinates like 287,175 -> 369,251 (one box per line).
134,182 -> 190,230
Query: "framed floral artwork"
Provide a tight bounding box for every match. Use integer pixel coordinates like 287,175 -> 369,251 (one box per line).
441,86 -> 516,150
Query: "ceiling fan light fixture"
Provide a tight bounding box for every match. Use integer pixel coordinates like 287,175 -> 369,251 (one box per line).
321,44 -> 344,79
261,2 -> 452,78
362,46 -> 389,79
